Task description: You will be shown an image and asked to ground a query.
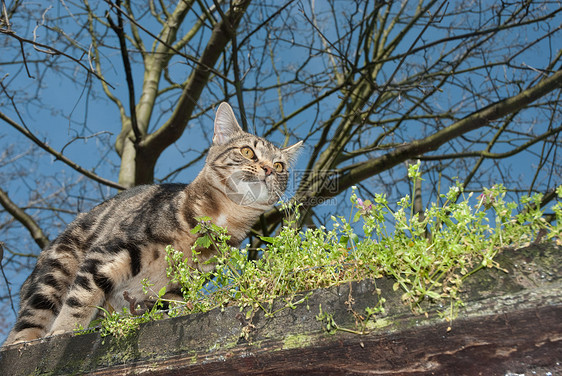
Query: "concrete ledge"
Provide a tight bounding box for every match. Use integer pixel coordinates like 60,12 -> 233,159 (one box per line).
1,244 -> 560,375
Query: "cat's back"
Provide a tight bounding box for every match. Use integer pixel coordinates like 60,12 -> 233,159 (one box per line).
84,183 -> 188,218
67,183 -> 189,244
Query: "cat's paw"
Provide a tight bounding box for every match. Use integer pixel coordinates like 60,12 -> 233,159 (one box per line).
47,329 -> 67,337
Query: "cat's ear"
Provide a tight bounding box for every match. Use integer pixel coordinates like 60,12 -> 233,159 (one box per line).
213,102 -> 243,145
282,140 -> 304,163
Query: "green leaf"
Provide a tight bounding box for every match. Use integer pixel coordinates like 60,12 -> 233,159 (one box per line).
425,290 -> 441,300
259,236 -> 276,244
158,286 -> 167,298
205,256 -> 218,265
194,235 -> 212,248
195,216 -> 211,222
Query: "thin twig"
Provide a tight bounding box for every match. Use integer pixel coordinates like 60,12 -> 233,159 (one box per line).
0,241 -> 17,316
59,131 -> 114,155
212,0 -> 248,131
0,28 -> 115,88
107,0 -> 141,143
0,188 -> 50,249
0,109 -> 124,190
1,0 -> 11,30
361,0 -> 448,127
32,6 -> 54,54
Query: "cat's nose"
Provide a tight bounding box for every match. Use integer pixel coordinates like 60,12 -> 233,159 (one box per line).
262,165 -> 274,176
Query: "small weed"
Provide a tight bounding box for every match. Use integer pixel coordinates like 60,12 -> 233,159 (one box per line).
95,167 -> 561,338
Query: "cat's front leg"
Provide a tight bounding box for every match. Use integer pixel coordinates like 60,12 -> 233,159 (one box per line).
48,253 -> 128,336
48,286 -> 104,337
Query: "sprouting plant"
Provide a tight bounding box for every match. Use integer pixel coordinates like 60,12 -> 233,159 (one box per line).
91,173 -> 561,339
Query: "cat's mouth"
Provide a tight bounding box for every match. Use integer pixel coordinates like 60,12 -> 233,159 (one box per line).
224,171 -> 277,206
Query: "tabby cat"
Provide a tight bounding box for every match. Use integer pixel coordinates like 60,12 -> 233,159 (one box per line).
4,102 -> 302,346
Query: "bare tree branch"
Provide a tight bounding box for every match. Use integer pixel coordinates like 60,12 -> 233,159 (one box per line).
0,28 -> 115,88
333,68 -> 562,198
103,0 -> 234,83
0,110 -> 125,190
0,188 -> 49,249
421,123 -> 562,161
107,0 -> 141,143
138,0 -> 252,183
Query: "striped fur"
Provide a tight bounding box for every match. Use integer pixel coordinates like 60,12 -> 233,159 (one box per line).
4,103 -> 302,346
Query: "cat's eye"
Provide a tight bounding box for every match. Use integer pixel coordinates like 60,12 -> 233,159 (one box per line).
274,162 -> 284,173
240,147 -> 255,159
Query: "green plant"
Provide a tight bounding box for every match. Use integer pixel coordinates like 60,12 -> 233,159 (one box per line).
76,280 -> 169,339
94,169 -> 561,338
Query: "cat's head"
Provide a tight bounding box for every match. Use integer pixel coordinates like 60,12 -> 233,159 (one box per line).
205,102 -> 302,209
